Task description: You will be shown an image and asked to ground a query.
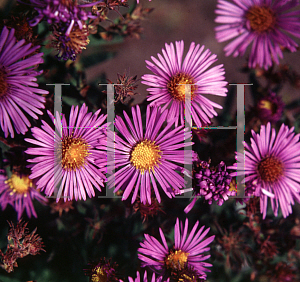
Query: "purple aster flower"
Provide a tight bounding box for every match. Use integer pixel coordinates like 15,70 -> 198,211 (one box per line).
0,26 -> 48,138
184,160 -> 235,214
229,122 -> 300,218
120,271 -> 169,282
141,40 -> 228,127
215,0 -> 300,69
25,0 -> 104,35
0,170 -> 47,220
51,20 -> 90,61
25,103 -> 107,202
257,92 -> 284,123
138,218 -> 215,280
99,105 -> 193,205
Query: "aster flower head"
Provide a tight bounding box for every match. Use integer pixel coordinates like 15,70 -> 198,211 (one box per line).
184,160 -> 235,214
229,122 -> 300,218
0,26 -> 48,138
215,0 -> 300,69
51,21 -> 90,61
85,258 -> 118,282
257,92 -> 284,123
26,0 -> 104,35
138,218 -> 215,280
0,170 -> 47,220
25,103 -> 108,202
100,105 -> 193,205
120,270 -> 169,282
142,40 -> 228,127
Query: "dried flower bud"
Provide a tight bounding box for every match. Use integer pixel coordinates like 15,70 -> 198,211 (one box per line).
0,220 -> 45,273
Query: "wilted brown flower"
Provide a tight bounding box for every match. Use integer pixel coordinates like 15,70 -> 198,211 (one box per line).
260,236 -> 278,258
50,199 -> 74,217
100,6 -> 154,40
216,224 -> 251,271
133,193 -> 164,222
0,220 -> 45,273
90,0 -> 128,18
104,70 -> 140,103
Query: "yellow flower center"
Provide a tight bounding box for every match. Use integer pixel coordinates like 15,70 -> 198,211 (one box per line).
229,179 -> 237,192
52,21 -> 90,59
5,174 -> 31,195
259,100 -> 273,110
167,73 -> 197,102
257,155 -> 284,183
91,266 -> 107,282
61,136 -> 90,171
130,140 -> 161,174
246,6 -> 276,32
165,249 -> 189,271
0,67 -> 8,97
258,100 -> 277,115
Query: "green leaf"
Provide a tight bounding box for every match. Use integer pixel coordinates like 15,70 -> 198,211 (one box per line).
88,34 -> 107,46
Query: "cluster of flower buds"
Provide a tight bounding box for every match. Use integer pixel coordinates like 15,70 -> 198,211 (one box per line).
185,160 -> 235,213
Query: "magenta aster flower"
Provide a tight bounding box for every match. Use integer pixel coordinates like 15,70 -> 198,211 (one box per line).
142,40 -> 228,127
0,26 -> 48,138
25,103 -> 107,202
215,0 -> 300,69
257,92 -> 284,123
229,122 -> 300,218
100,105 -> 193,205
138,218 -> 215,280
0,170 -> 47,220
25,0 -> 104,35
120,271 -> 168,282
